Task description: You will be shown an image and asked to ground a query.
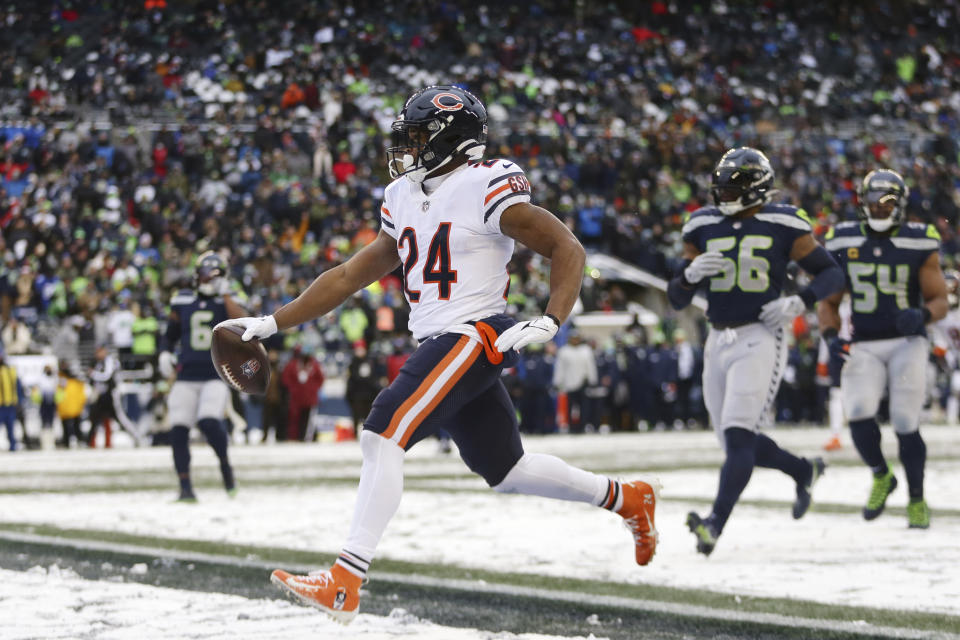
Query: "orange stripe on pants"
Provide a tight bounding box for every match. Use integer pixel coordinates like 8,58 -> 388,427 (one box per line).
383,336 -> 480,447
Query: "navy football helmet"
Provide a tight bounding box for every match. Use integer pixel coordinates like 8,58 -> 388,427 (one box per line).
194,250 -> 227,297
710,147 -> 776,216
857,169 -> 909,233
387,85 -> 488,183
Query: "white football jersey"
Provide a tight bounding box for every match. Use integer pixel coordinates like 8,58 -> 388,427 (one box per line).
933,308 -> 960,368
380,159 -> 531,341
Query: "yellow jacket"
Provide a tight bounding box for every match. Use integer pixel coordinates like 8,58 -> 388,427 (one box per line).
57,378 -> 86,419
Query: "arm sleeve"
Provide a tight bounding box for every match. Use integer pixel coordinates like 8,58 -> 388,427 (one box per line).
163,315 -> 182,352
666,262 -> 697,310
482,161 -> 532,233
797,245 -> 845,307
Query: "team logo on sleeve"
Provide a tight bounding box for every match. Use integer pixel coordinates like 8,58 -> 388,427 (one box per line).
241,358 -> 261,378
430,92 -> 465,111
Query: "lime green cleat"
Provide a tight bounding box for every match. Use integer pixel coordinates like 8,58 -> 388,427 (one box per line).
175,490 -> 198,504
907,499 -> 930,529
863,471 -> 897,520
686,512 -> 719,557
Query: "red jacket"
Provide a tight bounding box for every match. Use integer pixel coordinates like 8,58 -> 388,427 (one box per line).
281,357 -> 324,406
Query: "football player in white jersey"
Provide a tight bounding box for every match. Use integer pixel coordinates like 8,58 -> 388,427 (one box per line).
931,270 -> 960,424
224,85 -> 660,623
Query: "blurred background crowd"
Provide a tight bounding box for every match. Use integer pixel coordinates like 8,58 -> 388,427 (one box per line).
2,0 -> 960,449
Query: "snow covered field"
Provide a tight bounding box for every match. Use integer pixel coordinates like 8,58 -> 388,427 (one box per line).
2,426 -> 959,639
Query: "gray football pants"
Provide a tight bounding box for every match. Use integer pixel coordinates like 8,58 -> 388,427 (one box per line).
703,322 -> 788,445
841,335 -> 927,434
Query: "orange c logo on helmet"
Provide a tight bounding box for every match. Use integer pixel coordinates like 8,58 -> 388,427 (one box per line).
431,92 -> 464,111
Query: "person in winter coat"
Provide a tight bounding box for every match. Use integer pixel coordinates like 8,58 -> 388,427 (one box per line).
281,345 -> 324,441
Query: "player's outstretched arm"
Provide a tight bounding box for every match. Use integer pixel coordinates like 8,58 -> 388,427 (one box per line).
500,202 -> 585,325
274,230 -> 401,331
230,230 -> 400,341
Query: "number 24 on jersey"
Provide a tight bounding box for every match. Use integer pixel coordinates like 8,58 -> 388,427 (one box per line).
398,222 -> 457,302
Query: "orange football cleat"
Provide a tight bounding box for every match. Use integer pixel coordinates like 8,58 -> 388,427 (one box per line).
617,479 -> 661,566
823,435 -> 842,451
270,564 -> 362,624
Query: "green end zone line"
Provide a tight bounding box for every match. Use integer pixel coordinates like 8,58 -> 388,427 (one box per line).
1,530 -> 954,640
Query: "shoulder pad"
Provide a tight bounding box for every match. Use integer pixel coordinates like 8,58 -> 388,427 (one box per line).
824,223 -> 866,251
170,290 -> 197,306
754,204 -> 811,231
833,221 -> 862,233
481,160 -> 531,224
470,158 -> 522,172
681,207 -> 724,235
900,221 -> 940,240
890,223 -> 940,251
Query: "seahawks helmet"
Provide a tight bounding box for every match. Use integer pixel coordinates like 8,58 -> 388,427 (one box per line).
710,147 -> 776,216
857,169 -> 909,233
194,250 -> 227,297
387,85 -> 488,183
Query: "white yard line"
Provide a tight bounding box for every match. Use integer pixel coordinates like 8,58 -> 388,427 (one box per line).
1,530 -> 955,640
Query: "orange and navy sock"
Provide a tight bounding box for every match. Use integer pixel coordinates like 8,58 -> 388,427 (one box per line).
335,549 -> 370,581
598,479 -> 625,512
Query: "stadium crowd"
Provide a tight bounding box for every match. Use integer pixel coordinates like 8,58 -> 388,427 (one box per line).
2,1 -> 960,447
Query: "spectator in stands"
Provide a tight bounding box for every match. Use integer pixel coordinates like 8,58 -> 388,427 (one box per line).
648,334 -> 680,430
107,299 -> 136,367
261,350 -> 286,443
86,346 -> 139,447
130,302 -> 159,369
345,341 -> 381,437
56,361 -> 86,449
0,347 -> 24,450
1,317 -> 31,354
281,345 -> 324,441
553,332 -> 598,433
673,329 -> 700,429
35,364 -> 57,450
517,342 -> 556,434
2,1 -> 960,438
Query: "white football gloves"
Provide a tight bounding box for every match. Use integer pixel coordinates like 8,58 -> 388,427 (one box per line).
684,251 -> 726,284
216,316 -> 279,342
158,351 -> 178,378
759,295 -> 806,329
495,315 -> 559,353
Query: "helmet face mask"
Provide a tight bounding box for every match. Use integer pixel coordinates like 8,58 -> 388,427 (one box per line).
710,147 -> 776,216
194,251 -> 226,297
857,169 -> 909,232
387,85 -> 488,184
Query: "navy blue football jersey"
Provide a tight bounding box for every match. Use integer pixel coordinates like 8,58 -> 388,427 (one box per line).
825,221 -> 940,341
167,290 -> 229,381
681,204 -> 813,325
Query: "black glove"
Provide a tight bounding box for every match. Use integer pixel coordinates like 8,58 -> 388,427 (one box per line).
894,307 -> 931,336
822,328 -> 851,364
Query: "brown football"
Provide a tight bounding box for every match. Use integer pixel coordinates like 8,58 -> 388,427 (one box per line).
210,323 -> 271,395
